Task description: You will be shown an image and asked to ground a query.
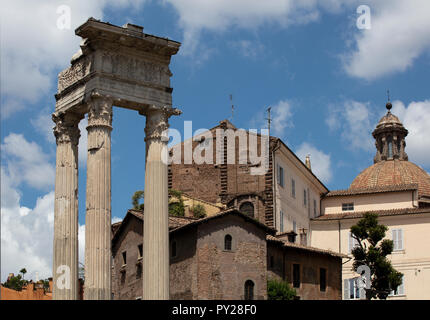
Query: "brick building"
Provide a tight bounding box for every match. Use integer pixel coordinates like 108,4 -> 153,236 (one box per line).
168,119 -> 328,244
111,209 -> 343,300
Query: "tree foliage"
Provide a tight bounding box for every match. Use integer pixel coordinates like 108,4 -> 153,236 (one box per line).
350,212 -> 403,300
168,189 -> 185,217
190,203 -> 206,218
132,190 -> 145,210
2,269 -> 28,291
267,278 -> 297,300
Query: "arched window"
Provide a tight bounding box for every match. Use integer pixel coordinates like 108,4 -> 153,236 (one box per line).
387,136 -> 393,158
224,235 -> 232,251
239,202 -> 254,218
244,280 -> 254,300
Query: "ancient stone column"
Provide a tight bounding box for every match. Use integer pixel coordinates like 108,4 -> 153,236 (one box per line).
84,94 -> 113,300
52,113 -> 81,300
143,106 -> 180,300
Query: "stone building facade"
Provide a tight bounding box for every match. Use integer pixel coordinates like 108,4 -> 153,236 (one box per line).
111,209 -> 343,300
168,119 -> 328,242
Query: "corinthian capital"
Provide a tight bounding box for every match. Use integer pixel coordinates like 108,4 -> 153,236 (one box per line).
144,106 -> 182,142
53,113 -> 81,146
87,93 -> 113,129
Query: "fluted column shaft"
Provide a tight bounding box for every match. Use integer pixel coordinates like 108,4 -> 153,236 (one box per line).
143,106 -> 180,300
84,95 -> 113,300
52,113 -> 81,300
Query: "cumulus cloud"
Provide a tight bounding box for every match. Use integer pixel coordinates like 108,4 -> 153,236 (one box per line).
0,0 -> 146,119
164,0 -> 355,54
326,100 -> 374,152
343,0 -> 430,80
1,133 -> 55,190
296,142 -> 332,183
391,100 -> 430,168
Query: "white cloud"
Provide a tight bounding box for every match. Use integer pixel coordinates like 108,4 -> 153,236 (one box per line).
1,133 -> 55,190
343,0 -> 430,80
0,0 -> 146,119
296,142 -> 332,183
229,40 -> 265,59
326,100 -> 374,152
164,0 -> 355,54
78,117 -> 88,167
391,100 -> 430,168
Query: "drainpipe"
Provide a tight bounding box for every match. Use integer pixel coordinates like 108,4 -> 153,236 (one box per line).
338,219 -> 341,253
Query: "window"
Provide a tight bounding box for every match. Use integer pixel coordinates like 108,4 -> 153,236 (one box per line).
280,211 -> 284,233
313,199 -> 317,217
291,179 -> 296,198
269,256 -> 274,268
345,278 -> 361,300
387,136 -> 393,158
293,221 -> 297,234
136,263 -> 142,279
239,202 -> 254,218
171,241 -> 177,258
224,235 -> 232,251
349,232 -> 360,253
303,189 -> 307,207
244,280 -> 254,300
320,268 -> 327,292
138,244 -> 143,259
277,165 -> 284,187
389,276 -> 405,296
342,203 -> 354,211
122,251 -> 127,265
293,264 -> 300,288
392,229 -> 403,251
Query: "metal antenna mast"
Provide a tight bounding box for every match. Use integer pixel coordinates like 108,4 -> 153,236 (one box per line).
266,106 -> 272,136
230,94 -> 234,123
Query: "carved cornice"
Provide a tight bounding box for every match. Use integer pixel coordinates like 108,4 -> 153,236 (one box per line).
52,113 -> 81,146
87,93 -> 113,129
144,106 -> 181,142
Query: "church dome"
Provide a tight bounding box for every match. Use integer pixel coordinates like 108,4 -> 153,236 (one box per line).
349,100 -> 430,199
350,160 -> 430,198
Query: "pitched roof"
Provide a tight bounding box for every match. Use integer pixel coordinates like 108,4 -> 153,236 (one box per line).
170,208 -> 276,235
324,183 -> 418,197
266,235 -> 348,258
312,207 -> 430,221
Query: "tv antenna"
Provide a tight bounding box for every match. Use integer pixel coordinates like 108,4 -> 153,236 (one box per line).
230,94 -> 234,123
266,106 -> 272,136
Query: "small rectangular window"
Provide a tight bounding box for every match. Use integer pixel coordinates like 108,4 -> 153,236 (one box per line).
392,229 -> 403,251
303,189 -> 307,206
138,244 -> 143,259
342,203 -> 354,211
278,165 -> 284,187
293,264 -> 300,288
122,251 -> 127,265
389,276 -> 404,296
291,179 -> 296,198
313,199 -> 317,217
320,268 -> 327,292
293,221 -> 296,234
280,211 -> 284,233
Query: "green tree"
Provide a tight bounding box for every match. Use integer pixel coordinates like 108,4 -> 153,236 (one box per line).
267,278 -> 297,300
132,190 -> 145,210
350,212 -> 403,300
3,272 -> 27,291
190,203 -> 206,218
168,189 -> 185,217
19,268 -> 27,280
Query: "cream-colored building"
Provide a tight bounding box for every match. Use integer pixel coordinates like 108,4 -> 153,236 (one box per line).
311,102 -> 430,300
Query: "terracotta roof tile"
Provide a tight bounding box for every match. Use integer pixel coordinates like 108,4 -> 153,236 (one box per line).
312,207 -> 430,221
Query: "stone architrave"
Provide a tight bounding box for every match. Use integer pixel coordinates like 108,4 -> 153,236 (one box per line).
52,18 -> 181,300
52,113 -> 81,300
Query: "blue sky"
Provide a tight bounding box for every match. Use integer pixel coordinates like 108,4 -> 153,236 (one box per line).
1,0 -> 430,281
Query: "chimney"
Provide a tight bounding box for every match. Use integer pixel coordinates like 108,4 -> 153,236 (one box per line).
305,154 -> 311,171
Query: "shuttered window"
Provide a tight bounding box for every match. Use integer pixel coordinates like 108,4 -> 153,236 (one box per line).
392,229 -> 403,251
277,165 -> 284,187
349,232 -> 360,253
